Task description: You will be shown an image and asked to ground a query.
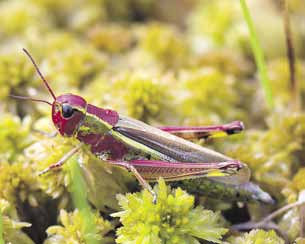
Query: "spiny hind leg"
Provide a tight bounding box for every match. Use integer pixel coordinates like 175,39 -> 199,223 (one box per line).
106,160 -> 157,204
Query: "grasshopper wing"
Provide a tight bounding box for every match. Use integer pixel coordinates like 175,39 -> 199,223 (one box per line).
112,115 -> 250,185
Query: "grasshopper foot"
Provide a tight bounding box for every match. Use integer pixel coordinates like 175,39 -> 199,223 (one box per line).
38,167 -> 50,176
38,162 -> 61,176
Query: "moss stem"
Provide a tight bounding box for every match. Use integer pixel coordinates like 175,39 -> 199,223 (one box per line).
239,0 -> 274,109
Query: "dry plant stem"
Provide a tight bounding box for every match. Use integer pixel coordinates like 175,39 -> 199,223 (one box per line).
233,201 -> 305,231
261,201 -> 305,224
282,0 -> 300,110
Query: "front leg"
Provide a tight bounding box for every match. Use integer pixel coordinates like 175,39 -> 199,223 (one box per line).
33,129 -> 58,138
38,143 -> 84,175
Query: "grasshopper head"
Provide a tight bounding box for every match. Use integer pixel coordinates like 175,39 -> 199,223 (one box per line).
52,94 -> 87,137
12,49 -> 88,137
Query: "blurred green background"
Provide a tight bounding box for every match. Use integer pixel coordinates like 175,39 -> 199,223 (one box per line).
0,0 -> 305,243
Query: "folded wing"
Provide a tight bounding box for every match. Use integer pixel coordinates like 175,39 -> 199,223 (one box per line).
113,115 -> 250,185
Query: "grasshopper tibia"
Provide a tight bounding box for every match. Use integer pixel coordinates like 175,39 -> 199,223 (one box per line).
38,143 -> 83,176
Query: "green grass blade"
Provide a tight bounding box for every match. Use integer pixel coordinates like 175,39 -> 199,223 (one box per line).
0,211 -> 4,244
239,0 -> 274,109
67,156 -> 100,244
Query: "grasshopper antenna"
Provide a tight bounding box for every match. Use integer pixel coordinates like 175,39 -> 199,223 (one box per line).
22,48 -> 56,100
10,94 -> 52,106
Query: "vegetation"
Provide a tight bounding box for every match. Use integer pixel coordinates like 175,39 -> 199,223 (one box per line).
0,0 -> 305,243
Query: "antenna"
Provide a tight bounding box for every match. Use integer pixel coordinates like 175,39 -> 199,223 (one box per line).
10,95 -> 52,106
22,48 -> 56,100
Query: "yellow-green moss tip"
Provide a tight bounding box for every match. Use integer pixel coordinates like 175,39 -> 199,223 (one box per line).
228,229 -> 284,244
0,114 -> 32,161
112,178 -> 228,243
0,199 -> 33,244
45,209 -> 113,244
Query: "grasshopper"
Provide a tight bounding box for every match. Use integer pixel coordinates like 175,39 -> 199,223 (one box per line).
12,49 -> 273,204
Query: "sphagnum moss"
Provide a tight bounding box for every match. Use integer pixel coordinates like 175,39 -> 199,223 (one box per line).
112,179 -> 228,244
179,68 -> 244,124
0,204 -> 3,244
25,136 -> 77,208
0,114 -> 32,162
1,0 -> 305,243
0,199 -> 33,244
44,156 -> 113,244
225,112 -> 305,199
228,229 -> 284,244
44,209 -> 112,244
139,23 -> 189,69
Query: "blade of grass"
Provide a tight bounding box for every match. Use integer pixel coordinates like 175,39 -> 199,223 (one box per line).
67,156 -> 100,244
0,211 -> 3,244
239,0 -> 274,109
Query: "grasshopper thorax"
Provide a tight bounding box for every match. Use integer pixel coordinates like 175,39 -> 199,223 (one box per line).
52,94 -> 87,137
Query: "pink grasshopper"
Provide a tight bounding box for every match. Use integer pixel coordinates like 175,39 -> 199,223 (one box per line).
12,49 -> 273,204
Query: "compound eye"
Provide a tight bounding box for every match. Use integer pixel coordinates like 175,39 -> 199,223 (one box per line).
62,103 -> 74,118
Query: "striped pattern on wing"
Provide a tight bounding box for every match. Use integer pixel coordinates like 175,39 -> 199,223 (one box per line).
113,115 -> 250,185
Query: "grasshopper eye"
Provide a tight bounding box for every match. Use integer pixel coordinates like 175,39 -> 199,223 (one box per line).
62,103 -> 74,118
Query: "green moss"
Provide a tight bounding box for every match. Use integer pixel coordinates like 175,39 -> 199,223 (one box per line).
0,162 -> 40,207
188,0 -> 240,46
278,208 -> 300,242
41,41 -> 107,92
0,52 -> 35,100
292,168 -> 305,192
89,71 -> 170,123
226,112 -> 305,198
44,209 -> 112,244
139,23 -> 189,69
0,0 -> 51,37
0,199 -> 33,244
87,24 -> 134,53
295,237 -> 305,244
0,114 -> 31,161
283,167 -> 305,203
112,179 -> 228,244
268,58 -> 305,107
24,135 -> 77,207
0,202 -> 3,244
228,229 -> 284,244
180,68 -> 244,124
1,0 -> 305,242
80,154 -> 135,212
124,76 -> 167,122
